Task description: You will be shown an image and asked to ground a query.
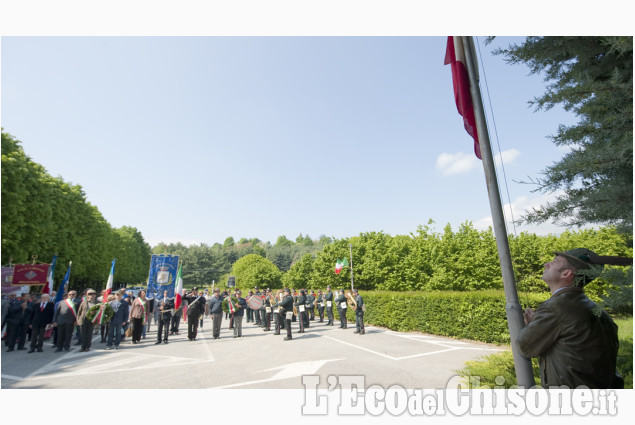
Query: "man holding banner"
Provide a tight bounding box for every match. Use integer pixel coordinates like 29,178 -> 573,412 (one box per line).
156,290 -> 174,344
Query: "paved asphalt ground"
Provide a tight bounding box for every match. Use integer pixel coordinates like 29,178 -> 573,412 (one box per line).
2,316 -> 504,390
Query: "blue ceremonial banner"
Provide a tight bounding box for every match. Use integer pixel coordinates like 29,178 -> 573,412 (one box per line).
146,254 -> 179,300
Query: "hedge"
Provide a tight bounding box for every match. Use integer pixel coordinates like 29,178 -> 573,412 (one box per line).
346,290 -> 550,344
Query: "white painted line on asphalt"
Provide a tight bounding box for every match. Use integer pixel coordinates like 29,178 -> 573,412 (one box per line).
322,335 -> 398,360
209,358 -> 343,389
200,333 -> 215,362
1,374 -> 23,381
392,347 -> 460,360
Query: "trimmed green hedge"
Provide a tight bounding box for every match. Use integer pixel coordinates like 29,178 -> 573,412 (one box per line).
347,290 -> 550,344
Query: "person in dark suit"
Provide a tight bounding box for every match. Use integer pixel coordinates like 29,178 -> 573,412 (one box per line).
28,293 -> 55,353
155,290 -> 174,344
334,290 -> 348,329
184,287 -> 206,341
316,290 -> 325,322
5,294 -> 32,352
106,290 -> 129,350
324,285 -> 334,326
52,290 -> 80,352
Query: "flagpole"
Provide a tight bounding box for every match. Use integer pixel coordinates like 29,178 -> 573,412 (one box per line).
461,36 -> 535,388
349,243 -> 354,291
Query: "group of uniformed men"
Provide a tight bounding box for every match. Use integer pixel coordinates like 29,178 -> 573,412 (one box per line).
229,285 -> 365,340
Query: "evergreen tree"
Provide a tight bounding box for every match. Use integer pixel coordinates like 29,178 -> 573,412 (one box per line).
492,36 -> 633,235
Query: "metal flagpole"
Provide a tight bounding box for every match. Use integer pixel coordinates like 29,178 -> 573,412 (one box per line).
461,36 -> 535,388
349,243 -> 354,291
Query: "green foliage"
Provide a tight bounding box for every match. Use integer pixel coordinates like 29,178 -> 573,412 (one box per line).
457,351 -> 542,389
1,131 -> 151,290
282,253 -> 314,288
353,290 -> 549,344
230,254 -> 282,289
493,36 -> 633,235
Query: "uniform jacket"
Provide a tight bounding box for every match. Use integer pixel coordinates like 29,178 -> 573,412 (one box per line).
517,286 -> 620,388
53,298 -> 81,325
184,294 -> 206,318
355,294 -> 364,312
324,291 -> 334,304
30,301 -> 55,327
278,295 -> 293,313
294,294 -> 306,307
334,294 -> 347,310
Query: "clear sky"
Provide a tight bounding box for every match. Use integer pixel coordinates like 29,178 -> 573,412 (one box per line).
1,35 -> 583,246
2,2 -> 627,249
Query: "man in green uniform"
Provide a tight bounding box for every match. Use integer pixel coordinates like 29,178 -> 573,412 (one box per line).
517,248 -> 622,388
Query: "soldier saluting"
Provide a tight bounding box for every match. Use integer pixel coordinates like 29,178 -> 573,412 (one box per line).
184,287 -> 205,341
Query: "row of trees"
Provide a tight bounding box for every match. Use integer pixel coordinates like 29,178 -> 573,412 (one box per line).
151,233 -> 332,286
1,131 -> 151,288
205,222 -> 631,312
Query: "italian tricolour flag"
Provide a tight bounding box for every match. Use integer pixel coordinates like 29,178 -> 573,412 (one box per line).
174,263 -> 184,310
335,258 -> 349,274
103,259 -> 115,300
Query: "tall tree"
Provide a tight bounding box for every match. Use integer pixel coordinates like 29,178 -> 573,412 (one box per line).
492,36 -> 633,235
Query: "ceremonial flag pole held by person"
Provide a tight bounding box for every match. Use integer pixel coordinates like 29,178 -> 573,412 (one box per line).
42,255 -> 57,294
445,36 -> 534,387
174,262 -> 184,310
55,261 -> 72,304
349,243 -> 355,291
103,259 -> 116,301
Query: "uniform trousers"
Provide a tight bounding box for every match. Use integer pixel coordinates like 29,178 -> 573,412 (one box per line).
187,315 -> 200,339
326,305 -> 334,325
355,310 -> 365,332
338,308 -> 347,328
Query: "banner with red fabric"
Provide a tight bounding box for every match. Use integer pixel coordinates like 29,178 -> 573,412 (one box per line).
12,264 -> 50,286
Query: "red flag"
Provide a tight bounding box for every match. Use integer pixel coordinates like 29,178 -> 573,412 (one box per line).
444,36 -> 481,159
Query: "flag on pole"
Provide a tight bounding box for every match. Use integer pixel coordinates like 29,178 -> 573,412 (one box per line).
103,259 -> 116,301
42,255 -> 57,294
174,263 -> 184,310
55,261 -> 72,304
335,258 -> 349,274
444,36 -> 481,159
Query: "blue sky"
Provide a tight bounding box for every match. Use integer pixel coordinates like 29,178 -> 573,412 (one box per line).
1,35 -> 583,246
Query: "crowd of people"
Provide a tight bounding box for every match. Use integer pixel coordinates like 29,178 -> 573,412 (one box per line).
1,284 -> 366,353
